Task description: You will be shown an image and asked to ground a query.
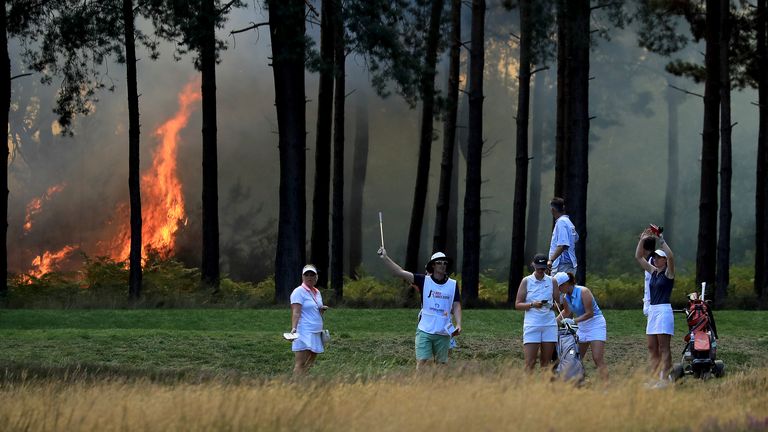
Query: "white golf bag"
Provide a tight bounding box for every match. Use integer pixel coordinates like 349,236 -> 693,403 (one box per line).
555,324 -> 585,383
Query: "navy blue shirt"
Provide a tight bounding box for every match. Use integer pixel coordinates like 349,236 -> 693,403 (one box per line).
649,271 -> 674,305
413,274 -> 462,306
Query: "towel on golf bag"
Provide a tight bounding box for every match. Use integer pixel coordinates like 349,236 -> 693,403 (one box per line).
556,327 -> 585,383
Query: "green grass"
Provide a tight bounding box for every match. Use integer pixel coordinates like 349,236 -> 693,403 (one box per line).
1,309 -> 766,380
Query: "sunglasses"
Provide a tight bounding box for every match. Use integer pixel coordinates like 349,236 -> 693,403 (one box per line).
433,260 -> 448,265
303,272 -> 317,277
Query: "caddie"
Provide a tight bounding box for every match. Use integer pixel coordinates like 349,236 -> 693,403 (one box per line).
377,247 -> 462,369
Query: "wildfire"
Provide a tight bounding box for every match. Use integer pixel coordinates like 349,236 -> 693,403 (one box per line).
27,245 -> 77,279
111,78 -> 201,261
23,183 -> 66,233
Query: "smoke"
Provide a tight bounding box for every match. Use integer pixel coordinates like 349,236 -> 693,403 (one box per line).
7,5 -> 760,283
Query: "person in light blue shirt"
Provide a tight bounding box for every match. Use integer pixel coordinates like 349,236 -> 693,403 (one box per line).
554,272 -> 608,380
548,197 -> 578,274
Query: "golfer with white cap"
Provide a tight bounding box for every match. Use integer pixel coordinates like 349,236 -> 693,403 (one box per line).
378,247 -> 462,369
515,253 -> 559,372
288,264 -> 329,375
554,271 -> 608,380
635,229 -> 675,383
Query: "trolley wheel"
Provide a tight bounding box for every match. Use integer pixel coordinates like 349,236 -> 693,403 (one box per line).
670,363 -> 684,381
714,360 -> 725,378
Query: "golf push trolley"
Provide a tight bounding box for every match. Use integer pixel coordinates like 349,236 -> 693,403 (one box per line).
670,282 -> 725,381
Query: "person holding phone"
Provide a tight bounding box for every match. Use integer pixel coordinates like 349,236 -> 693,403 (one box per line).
378,247 -> 462,369
515,253 -> 559,372
554,271 -> 608,380
289,264 -> 329,375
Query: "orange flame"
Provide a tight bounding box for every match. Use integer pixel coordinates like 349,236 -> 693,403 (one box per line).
28,245 -> 76,279
111,78 -> 201,261
23,183 -> 66,233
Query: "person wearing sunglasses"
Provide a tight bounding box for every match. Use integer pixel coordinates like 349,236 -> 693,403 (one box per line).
378,247 -> 462,369
289,264 -> 329,375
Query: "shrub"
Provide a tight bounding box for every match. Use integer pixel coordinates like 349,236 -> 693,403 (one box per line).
478,272 -> 508,305
340,275 -> 410,307
217,276 -> 275,307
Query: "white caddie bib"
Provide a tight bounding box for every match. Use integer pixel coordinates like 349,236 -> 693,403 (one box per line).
418,276 -> 457,335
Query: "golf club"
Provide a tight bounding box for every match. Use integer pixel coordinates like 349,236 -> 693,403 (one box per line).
379,211 -> 385,249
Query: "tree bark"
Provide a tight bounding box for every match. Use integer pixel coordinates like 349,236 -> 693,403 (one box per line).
433,0 -> 460,255
348,90 -> 368,278
524,69 -> 546,262
405,0 -> 445,271
461,0 -> 485,305
508,0 -> 532,304
716,0 -> 731,305
564,0 -> 590,285
200,0 -> 220,289
330,0 -> 344,298
310,0 -> 335,289
756,0 -> 768,300
268,0 -> 307,303
696,0 -> 720,290
124,0 -> 142,299
664,83 -> 680,246
554,0 -> 568,200
1,0 -> 9,296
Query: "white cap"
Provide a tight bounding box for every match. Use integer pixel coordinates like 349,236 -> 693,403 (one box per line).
429,252 -> 447,262
301,264 -> 318,275
554,272 -> 570,286
654,249 -> 667,258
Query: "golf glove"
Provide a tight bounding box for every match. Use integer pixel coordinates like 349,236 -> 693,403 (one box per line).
562,318 -> 576,328
377,246 -> 387,257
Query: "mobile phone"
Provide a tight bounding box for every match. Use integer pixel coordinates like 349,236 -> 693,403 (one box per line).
540,299 -> 549,304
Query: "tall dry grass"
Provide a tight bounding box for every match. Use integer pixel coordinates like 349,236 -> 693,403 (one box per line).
1,367 -> 767,431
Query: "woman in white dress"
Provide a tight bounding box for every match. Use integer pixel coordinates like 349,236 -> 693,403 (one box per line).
289,264 -> 328,374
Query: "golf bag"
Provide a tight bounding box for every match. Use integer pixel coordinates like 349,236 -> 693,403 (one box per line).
555,324 -> 585,383
671,291 -> 725,380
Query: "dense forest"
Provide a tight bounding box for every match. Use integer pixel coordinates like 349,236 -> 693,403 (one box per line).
2,0 -> 767,307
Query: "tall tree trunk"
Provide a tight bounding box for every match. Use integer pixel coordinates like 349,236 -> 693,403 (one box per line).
200,0 -> 220,289
310,0 -> 335,289
554,0 -> 568,200
268,0 -> 307,303
451,93 -> 471,263
564,0 -> 590,285
462,0 -> 485,305
756,0 -> 768,300
405,0 -> 444,271
696,0 -> 720,290
715,0 -> 731,305
330,0 -> 345,298
348,89 -> 368,278
524,69 -> 546,261
508,0 -> 532,304
664,83 -> 680,245
433,0 -> 460,254
447,136 -> 458,261
124,0 -> 142,299
0,0 -> 9,296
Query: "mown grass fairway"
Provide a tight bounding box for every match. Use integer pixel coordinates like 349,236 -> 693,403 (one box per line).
1,309 -> 767,378
1,309 -> 767,431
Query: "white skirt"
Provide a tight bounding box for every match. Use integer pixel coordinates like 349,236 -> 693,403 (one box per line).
576,314 -> 607,342
292,331 -> 325,353
646,304 -> 674,335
